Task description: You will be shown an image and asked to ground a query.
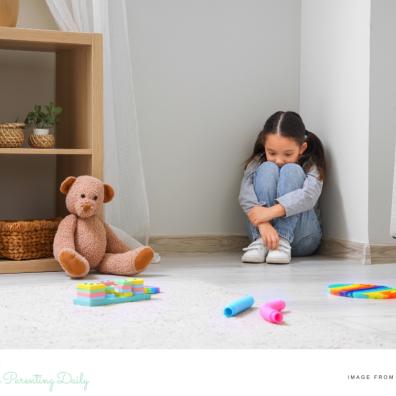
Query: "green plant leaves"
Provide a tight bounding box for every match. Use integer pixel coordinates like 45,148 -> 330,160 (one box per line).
24,101 -> 63,129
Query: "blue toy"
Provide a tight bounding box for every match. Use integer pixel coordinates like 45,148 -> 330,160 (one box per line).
224,295 -> 254,317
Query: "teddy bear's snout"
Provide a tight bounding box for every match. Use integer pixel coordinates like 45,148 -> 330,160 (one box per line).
77,200 -> 96,217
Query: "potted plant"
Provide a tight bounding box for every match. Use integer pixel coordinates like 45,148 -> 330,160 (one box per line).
24,102 -> 63,148
25,102 -> 63,136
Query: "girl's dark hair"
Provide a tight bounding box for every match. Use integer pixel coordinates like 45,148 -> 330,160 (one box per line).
245,111 -> 326,180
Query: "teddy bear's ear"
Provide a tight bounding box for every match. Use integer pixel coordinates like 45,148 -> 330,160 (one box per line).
60,176 -> 77,194
103,183 -> 115,203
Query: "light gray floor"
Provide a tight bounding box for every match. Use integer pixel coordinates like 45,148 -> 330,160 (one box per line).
1,253 -> 396,348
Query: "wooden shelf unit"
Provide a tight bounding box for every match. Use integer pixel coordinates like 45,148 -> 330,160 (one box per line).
0,148 -> 93,155
0,27 -> 103,274
0,258 -> 61,274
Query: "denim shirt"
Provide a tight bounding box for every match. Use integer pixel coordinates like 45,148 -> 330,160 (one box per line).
238,158 -> 323,218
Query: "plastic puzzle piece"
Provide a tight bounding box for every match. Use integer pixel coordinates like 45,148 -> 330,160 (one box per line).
74,293 -> 151,306
74,278 -> 159,306
144,286 -> 160,294
77,282 -> 106,292
129,278 -> 144,285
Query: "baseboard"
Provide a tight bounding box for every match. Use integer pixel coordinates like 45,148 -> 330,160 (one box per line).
149,234 -> 249,254
369,244 -> 396,264
149,234 -> 396,264
318,238 -> 396,264
318,238 -> 371,264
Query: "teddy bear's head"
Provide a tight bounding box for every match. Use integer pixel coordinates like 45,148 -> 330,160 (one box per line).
60,175 -> 114,218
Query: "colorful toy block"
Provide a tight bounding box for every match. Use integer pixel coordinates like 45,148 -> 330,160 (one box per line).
328,284 -> 396,299
74,293 -> 151,306
129,278 -> 144,285
77,282 -> 106,292
74,278 -> 160,306
144,286 -> 160,294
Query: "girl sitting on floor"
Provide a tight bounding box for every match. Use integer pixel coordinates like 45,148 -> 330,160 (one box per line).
239,111 -> 326,264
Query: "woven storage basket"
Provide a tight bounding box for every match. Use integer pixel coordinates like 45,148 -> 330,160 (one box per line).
0,218 -> 61,260
0,123 -> 25,148
28,133 -> 55,148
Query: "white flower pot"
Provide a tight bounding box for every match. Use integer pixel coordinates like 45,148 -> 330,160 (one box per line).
33,128 -> 50,136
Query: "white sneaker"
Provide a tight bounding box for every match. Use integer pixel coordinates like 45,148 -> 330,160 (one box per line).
241,239 -> 268,263
266,237 -> 292,264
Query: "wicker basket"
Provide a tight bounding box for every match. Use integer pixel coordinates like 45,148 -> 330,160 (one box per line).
28,133 -> 55,148
0,123 -> 25,148
0,218 -> 61,260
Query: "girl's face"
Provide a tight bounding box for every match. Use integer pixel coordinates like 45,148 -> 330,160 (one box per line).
264,133 -> 307,168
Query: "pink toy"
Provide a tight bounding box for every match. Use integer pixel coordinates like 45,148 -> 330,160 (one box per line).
259,300 -> 286,324
265,300 -> 286,312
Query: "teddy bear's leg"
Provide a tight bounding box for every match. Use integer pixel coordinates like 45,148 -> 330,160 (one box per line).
97,246 -> 154,276
58,248 -> 90,279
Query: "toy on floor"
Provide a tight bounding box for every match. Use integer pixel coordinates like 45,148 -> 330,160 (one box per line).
224,295 -> 254,317
74,278 -> 160,306
53,175 -> 154,279
259,300 -> 285,324
144,286 -> 160,294
328,283 -> 396,299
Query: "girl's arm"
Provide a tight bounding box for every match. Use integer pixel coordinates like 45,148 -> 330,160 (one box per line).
238,159 -> 261,214
248,166 -> 323,225
275,166 -> 323,217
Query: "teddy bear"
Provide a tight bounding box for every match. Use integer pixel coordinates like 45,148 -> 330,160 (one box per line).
53,175 -> 154,279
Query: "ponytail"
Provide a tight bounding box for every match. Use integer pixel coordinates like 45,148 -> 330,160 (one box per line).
299,130 -> 326,180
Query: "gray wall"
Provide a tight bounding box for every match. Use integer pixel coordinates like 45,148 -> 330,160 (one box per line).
300,0 -> 371,243
14,1 -> 393,246
18,0 -> 57,29
369,0 -> 396,244
127,0 -> 301,235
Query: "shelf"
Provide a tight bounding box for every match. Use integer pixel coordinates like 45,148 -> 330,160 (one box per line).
0,148 -> 92,155
0,27 -> 97,51
0,257 -> 62,274
0,28 -> 103,274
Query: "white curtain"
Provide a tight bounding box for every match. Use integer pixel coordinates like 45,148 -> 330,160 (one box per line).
46,0 -> 152,250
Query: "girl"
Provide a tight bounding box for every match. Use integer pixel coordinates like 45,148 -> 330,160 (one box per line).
239,111 -> 326,264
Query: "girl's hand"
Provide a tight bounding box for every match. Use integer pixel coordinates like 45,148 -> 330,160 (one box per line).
248,204 -> 286,226
258,222 -> 279,250
248,206 -> 273,226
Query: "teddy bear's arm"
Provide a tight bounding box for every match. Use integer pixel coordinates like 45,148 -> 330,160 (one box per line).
53,214 -> 77,260
104,223 -> 131,254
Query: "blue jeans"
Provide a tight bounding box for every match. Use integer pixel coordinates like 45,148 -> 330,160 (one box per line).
246,161 -> 322,256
